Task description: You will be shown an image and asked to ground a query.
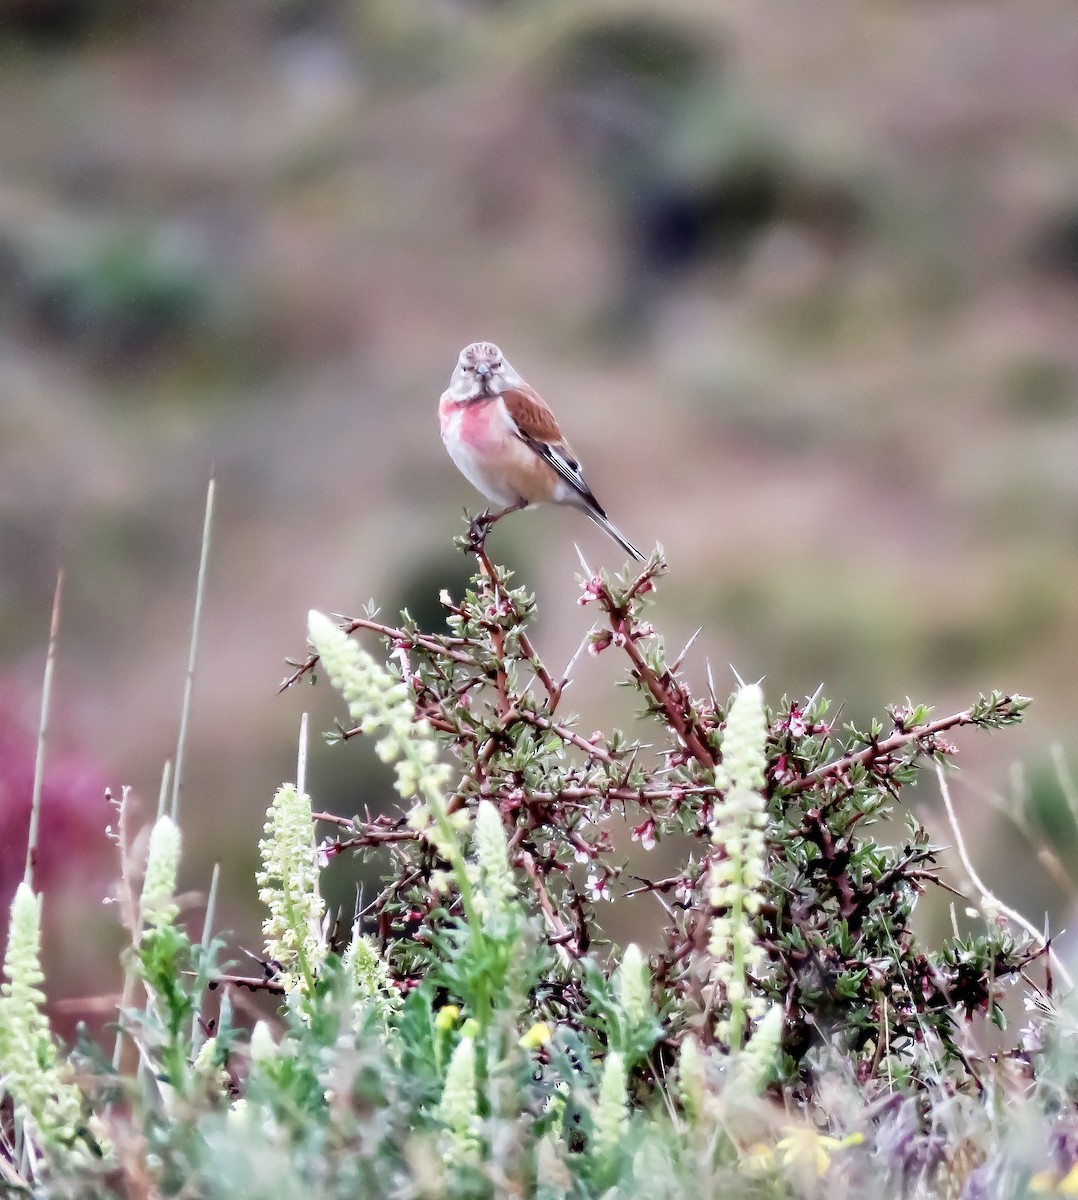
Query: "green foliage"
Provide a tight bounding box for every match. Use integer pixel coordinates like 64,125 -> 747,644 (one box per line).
3,541 -> 1075,1198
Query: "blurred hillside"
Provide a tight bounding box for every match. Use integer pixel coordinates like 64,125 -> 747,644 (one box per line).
1,0 -> 1078,1001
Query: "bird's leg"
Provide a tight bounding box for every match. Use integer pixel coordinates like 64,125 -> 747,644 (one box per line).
466,498 -> 528,553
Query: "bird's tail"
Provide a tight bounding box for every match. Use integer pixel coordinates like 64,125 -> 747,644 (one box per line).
585,505 -> 645,562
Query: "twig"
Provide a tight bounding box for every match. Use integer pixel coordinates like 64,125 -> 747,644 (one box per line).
280,653 -> 318,692
321,829 -> 423,855
474,545 -> 512,718
207,972 -> 286,996
624,875 -> 686,898
491,782 -> 716,806
313,811 -> 423,854
279,616 -> 475,694
519,849 -> 578,966
520,630 -> 561,711
591,575 -> 715,767
617,634 -> 716,767
473,541 -> 561,710
515,711 -> 617,765
313,811 -> 359,828
936,764 -> 1073,990
786,707 -> 983,794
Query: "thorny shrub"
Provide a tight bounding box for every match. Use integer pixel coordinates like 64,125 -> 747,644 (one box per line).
299,544 -> 1036,1078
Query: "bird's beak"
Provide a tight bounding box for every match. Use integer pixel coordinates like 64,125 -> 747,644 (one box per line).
475,362 -> 491,378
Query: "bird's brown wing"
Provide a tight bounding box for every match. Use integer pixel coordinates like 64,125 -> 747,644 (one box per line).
500,384 -> 602,508
500,383 -> 564,445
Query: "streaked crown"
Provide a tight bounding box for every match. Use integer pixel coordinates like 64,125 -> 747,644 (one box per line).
448,340 -> 524,398
459,341 -> 503,368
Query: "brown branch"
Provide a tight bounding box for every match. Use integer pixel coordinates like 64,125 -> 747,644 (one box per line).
589,569 -> 716,768
626,564 -> 661,601
481,781 -> 719,808
343,616 -> 473,661
341,711 -> 457,740
313,811 -> 423,853
279,653 -> 319,693
312,811 -> 357,828
618,634 -> 716,767
279,616 -> 475,694
472,541 -> 562,711
519,849 -> 579,965
207,972 -> 286,996
324,830 -> 423,855
624,874 -> 687,898
473,545 -> 513,718
784,707 -> 982,794
521,630 -> 562,711
515,710 -> 618,765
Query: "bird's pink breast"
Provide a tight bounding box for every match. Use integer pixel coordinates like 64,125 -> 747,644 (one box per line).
440,395 -> 525,506
440,396 -> 501,450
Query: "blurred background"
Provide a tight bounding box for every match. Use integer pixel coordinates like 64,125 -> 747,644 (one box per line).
2,0 -> 1078,1019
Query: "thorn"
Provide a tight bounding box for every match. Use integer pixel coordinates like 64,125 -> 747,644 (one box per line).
806,681 -> 826,711
560,629 -> 593,682
705,660 -> 719,705
730,664 -> 747,688
671,627 -> 702,673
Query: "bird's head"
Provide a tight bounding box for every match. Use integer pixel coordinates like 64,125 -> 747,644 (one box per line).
449,341 -> 521,398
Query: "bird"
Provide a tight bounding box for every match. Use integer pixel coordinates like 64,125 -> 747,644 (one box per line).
438,341 -> 644,561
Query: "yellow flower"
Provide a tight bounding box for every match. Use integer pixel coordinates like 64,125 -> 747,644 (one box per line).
1030,1164 -> 1078,1194
435,1005 -> 461,1032
519,1022 -> 553,1051
774,1128 -> 864,1177
739,1143 -> 776,1174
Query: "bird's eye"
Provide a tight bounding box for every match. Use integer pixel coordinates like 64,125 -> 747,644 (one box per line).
491,360 -> 502,370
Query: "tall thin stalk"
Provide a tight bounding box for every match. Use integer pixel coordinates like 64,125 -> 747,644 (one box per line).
171,477 -> 216,823
25,570 -> 64,889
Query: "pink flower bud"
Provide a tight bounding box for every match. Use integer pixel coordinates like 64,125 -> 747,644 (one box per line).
631,819 -> 657,852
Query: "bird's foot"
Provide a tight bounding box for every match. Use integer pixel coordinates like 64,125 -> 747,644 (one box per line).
466,508 -> 496,553
465,500 -> 527,554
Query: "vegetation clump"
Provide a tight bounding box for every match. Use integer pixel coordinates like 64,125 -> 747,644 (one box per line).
2,532 -> 1073,1200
